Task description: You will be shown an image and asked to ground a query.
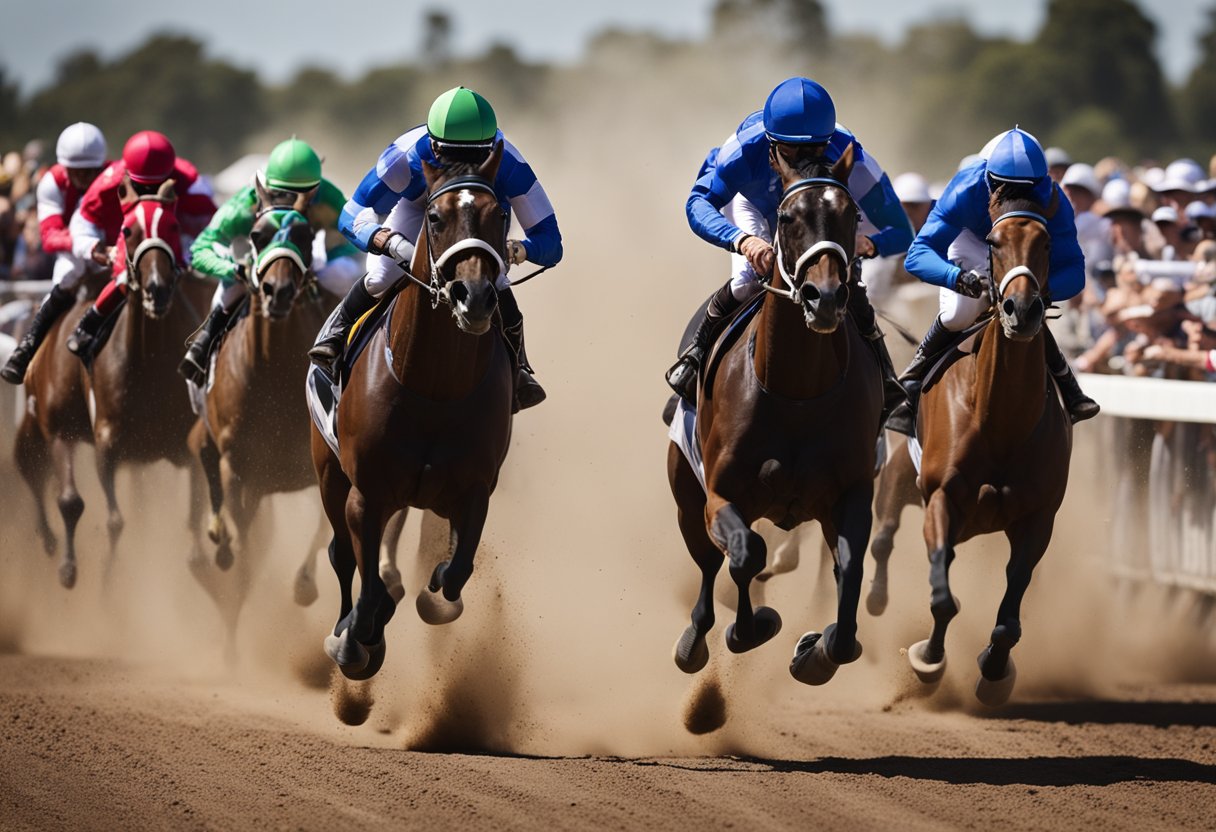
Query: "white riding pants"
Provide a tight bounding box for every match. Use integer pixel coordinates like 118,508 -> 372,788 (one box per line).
725,193 -> 772,301
51,250 -> 85,290
938,229 -> 991,332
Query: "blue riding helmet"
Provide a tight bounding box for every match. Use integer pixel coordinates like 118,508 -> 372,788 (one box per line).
986,127 -> 1048,185
763,77 -> 836,144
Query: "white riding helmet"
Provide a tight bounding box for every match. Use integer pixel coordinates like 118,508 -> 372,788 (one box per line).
55,122 -> 107,169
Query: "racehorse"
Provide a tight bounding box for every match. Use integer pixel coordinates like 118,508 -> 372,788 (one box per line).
905,185 -> 1071,706
188,196 -> 330,635
668,143 -> 884,686
312,143 -> 515,679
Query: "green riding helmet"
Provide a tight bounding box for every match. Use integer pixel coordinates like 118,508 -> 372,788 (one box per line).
265,138 -> 322,190
427,86 -> 497,144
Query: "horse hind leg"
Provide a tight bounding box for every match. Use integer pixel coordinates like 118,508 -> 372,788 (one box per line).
417,491 -> 489,626
669,445 -> 721,674
49,437 -> 84,589
907,489 -> 961,685
975,516 -> 1053,706
94,443 -> 125,585
14,416 -> 57,557
710,501 -> 781,654
292,507 -> 332,607
376,508 -> 409,604
868,436 -> 919,616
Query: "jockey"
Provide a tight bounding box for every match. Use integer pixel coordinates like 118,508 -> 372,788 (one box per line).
667,77 -> 913,421
886,127 -> 1099,434
313,85 -> 563,409
65,130 -> 217,358
0,123 -> 108,384
178,138 -> 363,384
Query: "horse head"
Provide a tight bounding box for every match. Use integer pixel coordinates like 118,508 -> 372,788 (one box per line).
986,185 -> 1056,342
768,142 -> 859,334
247,203 -> 313,322
419,141 -> 507,336
118,177 -> 182,319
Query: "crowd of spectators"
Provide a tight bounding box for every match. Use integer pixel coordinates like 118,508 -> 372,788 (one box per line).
0,140 -> 52,282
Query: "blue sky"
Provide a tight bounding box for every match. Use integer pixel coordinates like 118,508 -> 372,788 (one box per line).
1,0 -> 1207,93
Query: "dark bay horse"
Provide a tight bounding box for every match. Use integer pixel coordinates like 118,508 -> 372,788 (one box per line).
669,143 -> 884,686
189,202 -> 330,633
905,187 -> 1070,706
86,186 -> 212,574
312,144 -> 514,679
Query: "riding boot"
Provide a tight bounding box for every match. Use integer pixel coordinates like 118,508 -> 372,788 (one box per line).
498,286 -> 545,411
846,277 -> 906,430
1044,327 -> 1100,423
178,304 -> 235,385
666,279 -> 743,403
66,306 -> 109,358
308,278 -> 377,378
1,285 -> 75,384
885,316 -> 954,437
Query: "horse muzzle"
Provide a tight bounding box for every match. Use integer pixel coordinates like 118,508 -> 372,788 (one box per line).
999,295 -> 1045,342
800,281 -> 848,334
448,279 -> 497,336
262,282 -> 297,320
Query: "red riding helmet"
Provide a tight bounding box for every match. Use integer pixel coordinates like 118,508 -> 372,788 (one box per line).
123,130 -> 176,184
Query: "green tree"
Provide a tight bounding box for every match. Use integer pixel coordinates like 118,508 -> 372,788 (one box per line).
1180,5 -> 1216,154
712,0 -> 828,51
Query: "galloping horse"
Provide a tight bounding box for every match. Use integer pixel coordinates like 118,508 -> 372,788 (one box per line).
86,185 -> 212,569
312,144 -> 515,679
189,197 -> 329,625
669,144 -> 884,686
905,186 -> 1070,706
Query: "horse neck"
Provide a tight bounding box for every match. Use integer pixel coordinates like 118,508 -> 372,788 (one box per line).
972,319 -> 1047,442
389,281 -> 496,400
752,292 -> 845,399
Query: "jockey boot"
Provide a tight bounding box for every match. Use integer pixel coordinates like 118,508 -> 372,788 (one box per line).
846,277 -> 906,429
1044,327 -> 1100,423
666,280 -> 741,404
1,286 -> 75,384
66,305 -> 109,358
498,286 -> 545,411
178,304 -> 234,386
885,316 -> 953,437
309,279 -> 376,378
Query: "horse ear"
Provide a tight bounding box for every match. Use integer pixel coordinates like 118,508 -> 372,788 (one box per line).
831,142 -> 856,183
293,188 -> 310,214
254,174 -> 271,210
156,179 -> 176,202
118,174 -> 136,211
478,140 -> 504,182
769,143 -> 797,185
1046,185 -> 1060,219
422,157 -> 443,189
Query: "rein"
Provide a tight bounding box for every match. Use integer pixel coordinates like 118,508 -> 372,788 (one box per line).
762,177 -> 858,304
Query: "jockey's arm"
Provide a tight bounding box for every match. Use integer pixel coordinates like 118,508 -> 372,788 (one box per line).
686,148 -> 748,252
1044,187 -> 1086,302
69,205 -> 106,262
36,171 -> 73,253
851,168 -> 914,258
904,169 -> 985,291
339,144 -> 416,252
190,187 -> 256,282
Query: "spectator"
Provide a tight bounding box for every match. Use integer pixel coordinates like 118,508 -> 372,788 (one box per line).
1046,146 -> 1072,183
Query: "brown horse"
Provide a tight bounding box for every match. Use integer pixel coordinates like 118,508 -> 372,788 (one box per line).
905,187 -> 1070,706
312,144 -> 514,679
865,431 -> 922,615
669,144 -> 884,686
188,203 -> 330,636
85,187 -> 212,576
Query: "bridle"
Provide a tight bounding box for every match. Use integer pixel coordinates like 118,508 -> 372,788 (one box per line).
246,209 -> 314,307
122,194 -> 179,296
761,176 -> 858,306
986,208 -> 1051,337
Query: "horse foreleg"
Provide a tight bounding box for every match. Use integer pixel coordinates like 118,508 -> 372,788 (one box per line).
790,483 -> 873,686
293,508 -> 330,607
669,444 -> 720,674
416,490 -> 488,626
93,440 -> 124,582
376,508 -> 409,604
49,437 -> 84,589
907,488 -> 962,684
868,434 -> 920,616
14,416 -> 56,557
975,515 -> 1054,706
313,432 -> 359,668
707,498 -> 780,655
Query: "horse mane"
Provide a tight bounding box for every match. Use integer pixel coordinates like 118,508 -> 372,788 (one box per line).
789,155 -> 840,183
988,182 -> 1059,221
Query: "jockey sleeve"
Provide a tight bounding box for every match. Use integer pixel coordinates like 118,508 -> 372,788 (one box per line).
191,186 -> 257,282
339,125 -> 563,267
685,113 -> 912,257
905,162 -> 1085,300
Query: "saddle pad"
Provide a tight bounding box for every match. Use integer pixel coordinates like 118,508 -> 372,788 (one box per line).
920,318 -> 989,397
305,364 -> 341,456
667,396 -> 708,493
340,295 -> 397,388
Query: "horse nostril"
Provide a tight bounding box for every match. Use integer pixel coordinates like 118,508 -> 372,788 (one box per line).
801,283 -> 821,303
834,284 -> 848,306
449,282 -> 470,306
262,283 -> 273,297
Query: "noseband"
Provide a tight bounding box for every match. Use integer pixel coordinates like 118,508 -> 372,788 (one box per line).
763,177 -> 856,305
123,195 -> 179,292
987,209 -> 1047,304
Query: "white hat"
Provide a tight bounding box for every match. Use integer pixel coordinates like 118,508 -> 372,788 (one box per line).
55,122 -> 107,169
1153,158 -> 1206,193
1060,163 -> 1100,195
1185,200 -> 1215,221
1100,177 -> 1144,218
1140,166 -> 1166,189
893,172 -> 931,204
1045,147 -> 1072,167
1151,206 -> 1179,224
958,152 -> 984,171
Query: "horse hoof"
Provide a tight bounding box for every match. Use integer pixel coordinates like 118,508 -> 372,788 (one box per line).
907,639 -> 946,684
975,654 -> 1017,707
215,542 -> 234,572
339,639 -> 386,681
58,561 -> 77,590
379,567 -> 405,605
416,587 -> 463,625
672,625 -> 709,674
865,585 -> 889,617
724,606 -> 782,654
207,514 -> 225,545
323,628 -> 369,674
789,626 -> 862,686
293,570 -> 318,607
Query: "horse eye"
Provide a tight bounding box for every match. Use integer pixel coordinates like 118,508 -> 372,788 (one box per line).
427,210 -> 443,226
777,212 -> 791,225
122,226 -> 133,238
